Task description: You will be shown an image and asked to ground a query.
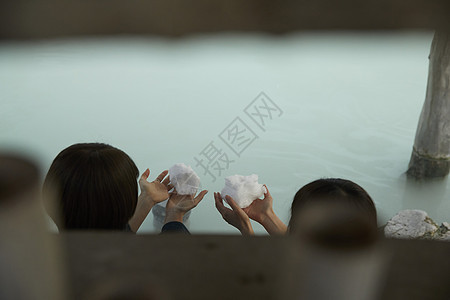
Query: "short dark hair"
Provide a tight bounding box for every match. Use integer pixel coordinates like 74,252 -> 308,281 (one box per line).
43,143 -> 139,230
288,178 -> 377,232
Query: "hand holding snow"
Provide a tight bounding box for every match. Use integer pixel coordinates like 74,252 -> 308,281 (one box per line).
221,174 -> 266,208
169,163 -> 200,195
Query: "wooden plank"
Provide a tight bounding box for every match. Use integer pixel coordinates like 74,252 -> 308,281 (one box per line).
63,233 -> 289,300
62,233 -> 450,300
0,0 -> 449,39
380,239 -> 450,300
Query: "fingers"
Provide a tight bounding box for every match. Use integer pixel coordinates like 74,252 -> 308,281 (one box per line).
214,192 -> 228,216
139,168 -> 150,182
214,192 -> 221,206
159,171 -> 173,191
263,184 -> 269,195
168,188 -> 178,197
215,193 -> 237,227
161,176 -> 170,187
214,192 -> 223,208
263,184 -> 272,200
224,195 -> 240,211
194,190 -> 208,206
226,195 -> 251,218
155,170 -> 169,182
166,175 -> 174,191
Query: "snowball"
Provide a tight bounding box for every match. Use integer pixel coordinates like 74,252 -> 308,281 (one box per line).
220,174 -> 266,208
169,163 -> 200,195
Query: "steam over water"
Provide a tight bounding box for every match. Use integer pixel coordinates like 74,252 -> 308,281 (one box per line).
1,32 -> 449,233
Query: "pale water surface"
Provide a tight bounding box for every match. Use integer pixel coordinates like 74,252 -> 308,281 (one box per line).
1,32 -> 449,234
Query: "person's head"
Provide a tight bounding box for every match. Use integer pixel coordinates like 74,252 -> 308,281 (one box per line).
288,178 -> 377,233
43,143 -> 139,230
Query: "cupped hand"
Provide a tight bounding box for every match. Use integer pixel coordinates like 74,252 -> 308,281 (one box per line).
164,188 -> 208,223
215,192 -> 254,235
139,169 -> 172,205
243,185 -> 287,235
166,189 -> 207,213
243,184 -> 274,224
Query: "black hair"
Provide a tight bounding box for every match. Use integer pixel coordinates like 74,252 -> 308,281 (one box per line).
288,178 -> 377,232
43,143 -> 139,230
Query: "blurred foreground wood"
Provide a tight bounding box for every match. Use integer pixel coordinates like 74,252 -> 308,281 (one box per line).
0,155 -> 66,300
62,233 -> 450,300
1,0 -> 450,39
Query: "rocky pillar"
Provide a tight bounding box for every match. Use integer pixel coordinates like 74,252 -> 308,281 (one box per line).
407,31 -> 450,179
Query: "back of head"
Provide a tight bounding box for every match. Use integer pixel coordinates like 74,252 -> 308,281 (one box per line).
285,180 -> 382,300
288,179 -> 378,248
43,143 -> 139,230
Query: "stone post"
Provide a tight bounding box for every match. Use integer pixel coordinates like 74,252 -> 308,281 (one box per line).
407,31 -> 450,179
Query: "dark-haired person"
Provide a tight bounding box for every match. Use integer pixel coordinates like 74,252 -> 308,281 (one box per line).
43,143 -> 207,233
214,178 -> 377,236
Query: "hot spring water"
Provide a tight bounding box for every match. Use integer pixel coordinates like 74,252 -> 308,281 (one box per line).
1,32 -> 448,233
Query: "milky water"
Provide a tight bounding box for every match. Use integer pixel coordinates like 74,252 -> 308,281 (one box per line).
1,32 -> 449,234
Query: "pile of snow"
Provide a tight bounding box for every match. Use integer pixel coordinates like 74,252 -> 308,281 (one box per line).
220,174 -> 266,208
169,163 -> 200,195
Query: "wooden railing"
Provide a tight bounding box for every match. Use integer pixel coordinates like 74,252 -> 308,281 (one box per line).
0,0 -> 449,39
62,233 -> 450,300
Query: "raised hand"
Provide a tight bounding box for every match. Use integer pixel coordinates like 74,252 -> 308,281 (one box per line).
139,169 -> 172,205
129,169 -> 172,232
243,185 -> 287,235
215,192 -> 254,235
243,184 -> 274,224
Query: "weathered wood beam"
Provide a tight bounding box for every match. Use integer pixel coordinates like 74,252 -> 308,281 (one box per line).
407,31 -> 450,179
0,0 -> 449,40
0,154 -> 66,300
62,233 -> 450,300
